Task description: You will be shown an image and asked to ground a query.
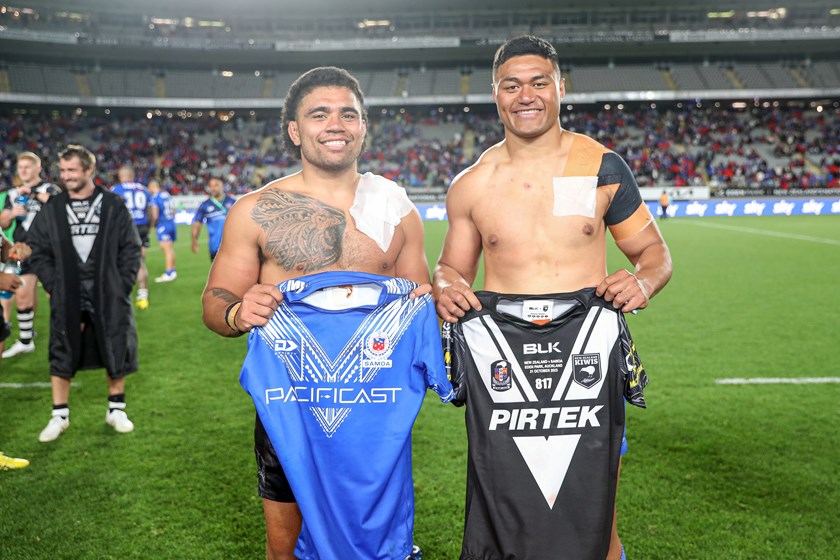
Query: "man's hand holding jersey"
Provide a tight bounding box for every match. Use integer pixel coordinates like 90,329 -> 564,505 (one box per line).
595,269 -> 651,314
232,284 -> 285,332
231,281 -> 432,333
434,277 -> 483,324
408,283 -> 433,300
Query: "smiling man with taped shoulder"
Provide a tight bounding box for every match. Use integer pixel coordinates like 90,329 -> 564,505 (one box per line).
200,66 -> 431,560
432,35 -> 673,560
434,35 -> 672,320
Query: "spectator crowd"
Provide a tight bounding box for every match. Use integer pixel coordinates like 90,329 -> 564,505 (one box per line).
2,103 -> 838,195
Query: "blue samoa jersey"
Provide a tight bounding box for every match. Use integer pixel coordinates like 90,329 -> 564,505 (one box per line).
240,271 -> 454,560
193,195 -> 235,255
151,191 -> 177,241
111,181 -> 151,225
151,191 -> 175,224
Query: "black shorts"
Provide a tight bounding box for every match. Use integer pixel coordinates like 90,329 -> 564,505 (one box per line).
136,224 -> 151,248
51,312 -> 133,380
0,319 -> 11,343
255,413 -> 296,503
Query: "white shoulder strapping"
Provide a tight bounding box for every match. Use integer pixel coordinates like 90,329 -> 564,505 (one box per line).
349,172 -> 415,253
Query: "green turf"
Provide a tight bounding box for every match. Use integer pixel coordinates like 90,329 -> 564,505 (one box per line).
1,216 -> 838,559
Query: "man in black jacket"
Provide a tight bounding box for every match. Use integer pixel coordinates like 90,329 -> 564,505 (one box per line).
27,144 -> 142,443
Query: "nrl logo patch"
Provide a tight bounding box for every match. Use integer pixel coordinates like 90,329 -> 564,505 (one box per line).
572,353 -> 602,389
490,359 -> 512,391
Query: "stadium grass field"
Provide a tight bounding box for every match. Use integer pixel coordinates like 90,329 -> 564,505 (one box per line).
1,214 -> 838,559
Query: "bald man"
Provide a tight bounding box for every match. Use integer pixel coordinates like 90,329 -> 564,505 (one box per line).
111,166 -> 151,309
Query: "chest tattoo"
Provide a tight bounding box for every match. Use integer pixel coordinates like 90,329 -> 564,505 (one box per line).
251,190 -> 346,273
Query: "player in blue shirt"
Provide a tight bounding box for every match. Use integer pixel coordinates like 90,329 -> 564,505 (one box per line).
191,177 -> 235,262
148,179 -> 177,283
111,166 -> 151,309
201,67 -> 431,559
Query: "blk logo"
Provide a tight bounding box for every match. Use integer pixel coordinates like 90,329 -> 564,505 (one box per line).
523,342 -> 562,355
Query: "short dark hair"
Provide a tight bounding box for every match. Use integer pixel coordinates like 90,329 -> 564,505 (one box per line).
58,144 -> 96,171
492,35 -> 561,83
281,67 -> 367,160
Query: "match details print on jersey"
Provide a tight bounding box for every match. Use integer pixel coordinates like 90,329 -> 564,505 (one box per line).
240,271 -> 453,560
444,288 -> 647,560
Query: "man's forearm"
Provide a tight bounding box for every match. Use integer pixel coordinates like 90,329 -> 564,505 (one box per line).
202,287 -> 245,337
433,262 -> 474,298
633,243 -> 672,300
0,212 -> 12,230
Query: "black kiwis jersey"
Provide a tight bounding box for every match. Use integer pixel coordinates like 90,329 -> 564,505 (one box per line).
4,182 -> 61,242
443,288 -> 648,560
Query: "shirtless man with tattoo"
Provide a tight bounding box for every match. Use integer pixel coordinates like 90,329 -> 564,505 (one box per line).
433,36 -> 672,559
201,67 -> 430,560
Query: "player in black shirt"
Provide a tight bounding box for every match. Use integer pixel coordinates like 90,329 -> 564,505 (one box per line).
0,152 -> 60,359
443,289 -> 647,559
434,36 -> 672,559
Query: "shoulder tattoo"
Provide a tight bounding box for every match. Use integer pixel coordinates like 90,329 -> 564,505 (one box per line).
251,189 -> 345,273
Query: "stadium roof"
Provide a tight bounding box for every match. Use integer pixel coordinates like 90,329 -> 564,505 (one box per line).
3,0 -> 839,69
18,0 -> 840,14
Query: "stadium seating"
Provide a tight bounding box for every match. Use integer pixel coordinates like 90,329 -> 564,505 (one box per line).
1,104 -> 837,195
568,64 -> 669,94
7,59 -> 839,99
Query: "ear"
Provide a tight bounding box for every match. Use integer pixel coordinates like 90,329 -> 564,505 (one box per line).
288,121 -> 301,146
559,77 -> 566,100
360,118 -> 367,136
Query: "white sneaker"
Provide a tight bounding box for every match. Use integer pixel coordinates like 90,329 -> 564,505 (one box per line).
154,271 -> 177,283
105,409 -> 134,433
2,339 -> 34,358
39,414 -> 70,442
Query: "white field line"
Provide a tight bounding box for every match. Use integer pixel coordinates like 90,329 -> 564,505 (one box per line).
0,382 -> 81,389
716,377 -> 840,385
679,220 -> 840,246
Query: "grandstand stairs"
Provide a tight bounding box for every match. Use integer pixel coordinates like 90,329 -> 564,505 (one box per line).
803,157 -> 824,177
460,73 -> 470,96
463,128 -> 476,162
259,136 -> 274,156
0,69 -> 10,93
156,75 -> 166,98
75,73 -> 91,97
396,75 -> 408,96
262,77 -> 274,98
789,67 -> 811,89
660,70 -> 678,91
725,69 -> 745,89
